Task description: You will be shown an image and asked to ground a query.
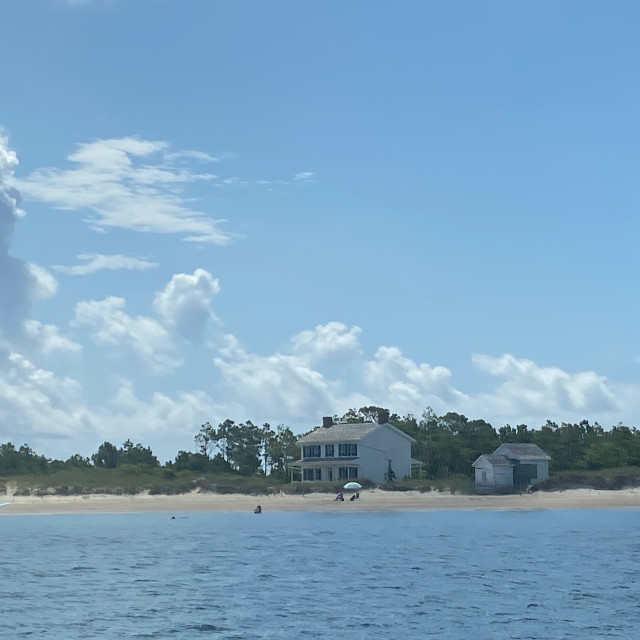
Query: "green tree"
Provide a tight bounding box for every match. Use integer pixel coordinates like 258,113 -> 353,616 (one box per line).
266,425 -> 299,481
92,442 -> 118,468
226,420 -> 262,475
64,453 -> 91,468
195,422 -> 216,460
118,440 -> 159,467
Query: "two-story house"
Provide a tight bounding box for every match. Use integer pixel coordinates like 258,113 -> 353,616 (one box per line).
294,411 -> 416,483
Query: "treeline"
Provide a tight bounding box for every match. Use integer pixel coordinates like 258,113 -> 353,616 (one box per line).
350,407 -> 640,478
0,423 -> 299,481
2,407 -> 640,480
173,421 -> 298,480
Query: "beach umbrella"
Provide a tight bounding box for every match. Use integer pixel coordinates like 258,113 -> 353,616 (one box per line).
342,482 -> 362,490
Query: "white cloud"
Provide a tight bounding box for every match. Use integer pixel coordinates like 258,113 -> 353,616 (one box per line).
22,320 -> 82,355
211,327 -> 634,432
26,263 -> 58,300
291,322 -> 362,361
3,306 -> 640,462
153,268 -> 220,341
53,253 -> 158,276
0,134 -> 46,338
294,171 -> 315,181
164,150 -> 220,163
0,351 -> 93,442
213,334 -> 343,420
470,353 -> 618,419
73,296 -> 181,374
18,137 -> 229,244
104,380 -> 218,456
363,345 -> 468,408
0,350 -> 215,462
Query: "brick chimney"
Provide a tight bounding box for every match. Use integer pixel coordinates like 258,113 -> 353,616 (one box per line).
378,410 -> 390,424
322,416 -> 333,429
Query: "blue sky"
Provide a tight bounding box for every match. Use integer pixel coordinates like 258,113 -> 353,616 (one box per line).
1,0 -> 639,462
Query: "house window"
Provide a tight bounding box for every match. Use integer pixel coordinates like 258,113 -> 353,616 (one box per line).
338,466 -> 358,479
338,444 -> 357,457
303,468 -> 322,481
303,445 -> 321,458
324,444 -> 334,457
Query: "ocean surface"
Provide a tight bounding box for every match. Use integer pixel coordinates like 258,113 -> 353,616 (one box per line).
1,508 -> 639,639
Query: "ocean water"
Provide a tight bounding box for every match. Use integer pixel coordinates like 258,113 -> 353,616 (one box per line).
1,508 -> 639,639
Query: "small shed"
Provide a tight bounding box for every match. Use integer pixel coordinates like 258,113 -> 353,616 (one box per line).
473,443 -> 551,493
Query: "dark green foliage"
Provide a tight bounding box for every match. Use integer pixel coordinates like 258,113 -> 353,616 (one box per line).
0,443 -> 48,474
337,406 -> 640,481
118,440 -> 159,467
265,424 -> 299,481
170,451 -> 232,473
91,442 -> 118,468
4,408 -> 640,493
194,422 -> 216,459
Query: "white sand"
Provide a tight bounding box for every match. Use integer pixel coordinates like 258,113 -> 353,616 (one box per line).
1,487 -> 639,515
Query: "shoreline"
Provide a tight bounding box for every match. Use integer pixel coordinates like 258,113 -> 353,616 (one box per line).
1,487 -> 640,515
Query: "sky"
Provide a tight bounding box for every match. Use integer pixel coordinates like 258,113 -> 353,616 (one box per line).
1,0 -> 640,463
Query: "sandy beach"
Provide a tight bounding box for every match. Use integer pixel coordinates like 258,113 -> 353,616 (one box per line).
1,487 -> 640,515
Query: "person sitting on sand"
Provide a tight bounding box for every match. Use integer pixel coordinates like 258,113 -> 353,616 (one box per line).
335,492 -> 344,501
349,494 -> 356,501
254,505 -> 262,514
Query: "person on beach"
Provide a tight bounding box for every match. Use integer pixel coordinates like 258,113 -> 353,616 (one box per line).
335,492 -> 344,501
254,505 -> 262,514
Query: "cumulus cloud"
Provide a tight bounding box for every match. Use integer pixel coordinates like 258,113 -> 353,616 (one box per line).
0,350 -> 216,462
213,334 -> 346,420
105,380 -> 218,454
0,134 -> 55,339
73,296 -> 181,374
471,353 -> 618,419
22,320 -> 82,355
210,323 -> 635,432
3,299 -> 640,461
53,253 -> 158,276
153,269 -> 220,341
18,137 -> 229,243
291,322 -> 362,361
364,345 -> 467,408
0,351 -> 93,443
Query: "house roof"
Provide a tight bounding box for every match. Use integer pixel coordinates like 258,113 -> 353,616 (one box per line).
472,454 -> 513,468
297,421 -> 415,445
496,443 -> 551,461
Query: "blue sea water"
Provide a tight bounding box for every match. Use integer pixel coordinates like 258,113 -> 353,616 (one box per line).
1,508 -> 639,639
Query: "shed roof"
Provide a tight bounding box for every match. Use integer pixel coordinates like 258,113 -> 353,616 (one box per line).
297,421 -> 415,445
472,454 -> 513,468
496,443 -> 551,461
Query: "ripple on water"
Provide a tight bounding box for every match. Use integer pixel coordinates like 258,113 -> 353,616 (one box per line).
2,509 -> 640,639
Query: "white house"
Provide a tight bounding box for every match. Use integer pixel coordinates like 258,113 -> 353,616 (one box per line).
473,443 -> 551,492
294,412 -> 417,483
